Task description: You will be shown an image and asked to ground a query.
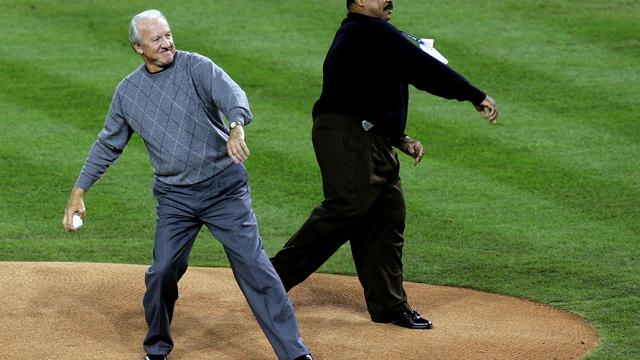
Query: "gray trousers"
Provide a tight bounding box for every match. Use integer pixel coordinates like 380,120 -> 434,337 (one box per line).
143,163 -> 308,360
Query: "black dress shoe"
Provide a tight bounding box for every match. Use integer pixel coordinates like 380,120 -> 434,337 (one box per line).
293,355 -> 314,360
389,309 -> 433,329
145,355 -> 168,360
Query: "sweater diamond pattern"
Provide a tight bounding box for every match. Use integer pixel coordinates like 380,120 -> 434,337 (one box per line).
76,51 -> 251,189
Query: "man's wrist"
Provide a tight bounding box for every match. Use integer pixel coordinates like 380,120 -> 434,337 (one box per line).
229,121 -> 244,130
71,186 -> 86,197
392,135 -> 408,149
400,135 -> 412,148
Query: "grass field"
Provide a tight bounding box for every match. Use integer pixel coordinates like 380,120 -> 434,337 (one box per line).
1,0 -> 639,358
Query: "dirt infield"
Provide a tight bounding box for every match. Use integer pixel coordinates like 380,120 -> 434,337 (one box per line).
0,262 -> 598,359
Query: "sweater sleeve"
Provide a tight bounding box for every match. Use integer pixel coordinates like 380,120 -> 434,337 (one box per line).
75,89 -> 133,190
191,55 -> 254,126
389,29 -> 486,105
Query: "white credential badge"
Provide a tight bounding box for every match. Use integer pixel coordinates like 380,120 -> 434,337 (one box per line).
418,38 -> 449,65
401,31 -> 449,65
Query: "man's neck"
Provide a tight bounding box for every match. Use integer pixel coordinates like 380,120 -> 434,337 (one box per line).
348,8 -> 368,17
347,9 -> 390,22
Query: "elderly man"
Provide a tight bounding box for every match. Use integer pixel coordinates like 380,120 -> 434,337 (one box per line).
271,0 -> 499,330
62,9 -> 313,360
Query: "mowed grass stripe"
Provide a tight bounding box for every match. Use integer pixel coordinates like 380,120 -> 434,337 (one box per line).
405,103 -> 639,238
440,37 -> 637,136
0,57 -> 119,132
496,0 -> 640,58
409,2 -> 639,135
400,160 -> 639,283
0,146 -> 153,242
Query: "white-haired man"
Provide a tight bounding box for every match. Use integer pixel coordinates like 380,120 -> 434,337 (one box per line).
63,9 -> 313,360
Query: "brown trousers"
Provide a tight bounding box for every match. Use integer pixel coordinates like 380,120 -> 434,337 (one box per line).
271,113 -> 410,319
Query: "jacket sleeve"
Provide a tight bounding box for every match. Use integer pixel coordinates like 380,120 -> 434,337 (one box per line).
389,28 -> 486,105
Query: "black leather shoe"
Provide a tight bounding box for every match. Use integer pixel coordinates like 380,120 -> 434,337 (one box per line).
389,309 -> 433,329
145,355 -> 167,360
293,355 -> 314,360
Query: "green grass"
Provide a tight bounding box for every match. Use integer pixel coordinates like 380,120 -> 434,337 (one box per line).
1,0 -> 639,358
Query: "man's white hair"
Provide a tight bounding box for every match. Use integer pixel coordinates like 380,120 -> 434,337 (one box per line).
129,9 -> 168,44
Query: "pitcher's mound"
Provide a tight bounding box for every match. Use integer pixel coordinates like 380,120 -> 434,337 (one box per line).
0,262 -> 598,359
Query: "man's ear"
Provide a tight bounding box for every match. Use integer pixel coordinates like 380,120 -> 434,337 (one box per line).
131,42 -> 144,55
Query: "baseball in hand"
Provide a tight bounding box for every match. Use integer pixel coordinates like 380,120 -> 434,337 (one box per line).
72,213 -> 83,230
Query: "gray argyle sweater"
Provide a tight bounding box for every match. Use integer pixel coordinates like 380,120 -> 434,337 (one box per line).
75,50 -> 252,189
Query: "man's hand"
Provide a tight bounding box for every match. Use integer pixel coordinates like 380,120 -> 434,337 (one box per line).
474,95 -> 499,124
227,124 -> 250,163
63,187 -> 86,232
401,136 -> 425,166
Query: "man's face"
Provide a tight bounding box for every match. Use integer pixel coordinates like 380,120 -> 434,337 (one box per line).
362,0 -> 394,22
133,18 -> 175,73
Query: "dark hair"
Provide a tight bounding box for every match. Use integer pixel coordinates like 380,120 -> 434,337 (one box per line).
347,0 -> 355,8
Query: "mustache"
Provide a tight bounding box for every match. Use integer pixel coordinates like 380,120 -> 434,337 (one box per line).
384,2 -> 394,11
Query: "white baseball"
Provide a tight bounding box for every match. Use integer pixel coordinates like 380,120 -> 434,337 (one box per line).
72,213 -> 83,230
